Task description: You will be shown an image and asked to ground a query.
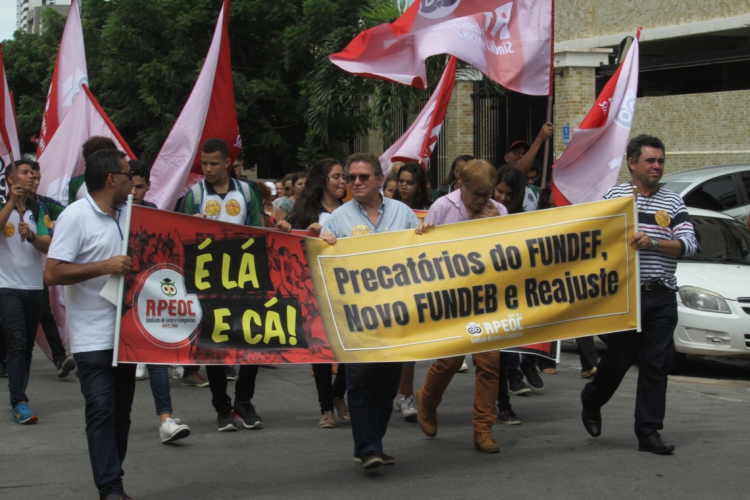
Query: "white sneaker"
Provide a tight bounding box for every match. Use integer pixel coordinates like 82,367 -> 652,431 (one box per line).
401,395 -> 418,420
171,366 -> 184,379
159,418 -> 191,443
393,394 -> 405,412
136,364 -> 148,380
458,360 -> 469,373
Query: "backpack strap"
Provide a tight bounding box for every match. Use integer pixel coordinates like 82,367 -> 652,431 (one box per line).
189,182 -> 205,214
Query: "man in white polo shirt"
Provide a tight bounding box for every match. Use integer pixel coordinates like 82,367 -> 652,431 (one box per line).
0,160 -> 52,425
45,149 -> 135,500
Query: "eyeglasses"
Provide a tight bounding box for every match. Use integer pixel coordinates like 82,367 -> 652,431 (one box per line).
467,188 -> 492,200
111,171 -> 134,180
347,173 -> 375,183
526,175 -> 538,182
397,180 -> 415,186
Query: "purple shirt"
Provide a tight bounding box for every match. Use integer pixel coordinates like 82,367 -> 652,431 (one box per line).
424,188 -> 507,226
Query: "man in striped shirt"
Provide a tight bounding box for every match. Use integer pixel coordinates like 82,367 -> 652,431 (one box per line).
581,135 -> 697,455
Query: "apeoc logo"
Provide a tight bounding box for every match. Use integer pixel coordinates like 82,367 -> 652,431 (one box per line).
466,322 -> 483,335
419,0 -> 461,19
134,266 -> 202,347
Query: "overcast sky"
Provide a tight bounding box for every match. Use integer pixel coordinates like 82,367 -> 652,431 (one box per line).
1,0 -> 17,43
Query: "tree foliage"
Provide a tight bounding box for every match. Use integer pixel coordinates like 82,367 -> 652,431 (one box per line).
2,0 -> 448,176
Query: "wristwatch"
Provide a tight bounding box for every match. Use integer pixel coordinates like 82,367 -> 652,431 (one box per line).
650,238 -> 659,250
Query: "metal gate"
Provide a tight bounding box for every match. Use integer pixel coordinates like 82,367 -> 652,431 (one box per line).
472,81 -> 551,174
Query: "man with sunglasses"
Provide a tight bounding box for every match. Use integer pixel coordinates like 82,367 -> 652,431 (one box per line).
45,149 -> 137,500
416,159 -> 509,454
320,152 -> 419,470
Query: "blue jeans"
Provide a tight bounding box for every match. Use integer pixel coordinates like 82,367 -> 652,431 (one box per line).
582,286 -> 678,443
346,362 -> 402,458
74,350 -> 137,498
146,364 -> 172,415
0,288 -> 42,407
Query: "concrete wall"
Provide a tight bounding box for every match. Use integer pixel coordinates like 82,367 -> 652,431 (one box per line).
615,90 -> 750,181
556,0 -> 750,42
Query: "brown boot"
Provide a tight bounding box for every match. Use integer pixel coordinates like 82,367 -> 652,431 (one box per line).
416,389 -> 437,437
474,432 -> 500,453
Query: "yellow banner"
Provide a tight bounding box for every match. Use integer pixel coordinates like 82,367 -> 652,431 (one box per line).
306,196 -> 638,362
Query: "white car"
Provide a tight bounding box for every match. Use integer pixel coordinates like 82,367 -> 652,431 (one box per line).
671,207 -> 750,369
660,164 -> 750,223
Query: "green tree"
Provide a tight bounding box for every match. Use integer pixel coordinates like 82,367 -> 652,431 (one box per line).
2,8 -> 66,153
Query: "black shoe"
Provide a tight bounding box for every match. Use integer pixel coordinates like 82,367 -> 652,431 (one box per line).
225,365 -> 237,381
0,360 -> 7,378
234,401 -> 263,429
217,408 -> 237,432
361,451 -> 383,470
639,435 -> 675,455
581,405 -> 602,437
56,355 -> 76,378
522,365 -> 544,393
508,377 -> 531,396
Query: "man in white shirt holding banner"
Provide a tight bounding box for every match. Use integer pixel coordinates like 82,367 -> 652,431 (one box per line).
45,149 -> 135,500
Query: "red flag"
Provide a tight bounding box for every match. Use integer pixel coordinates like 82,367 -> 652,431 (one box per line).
1,44 -> 20,198
37,0 -> 88,157
379,56 -> 457,169
147,0 -> 241,210
0,44 -> 19,160
37,85 -> 135,204
330,0 -> 553,96
552,29 -> 641,206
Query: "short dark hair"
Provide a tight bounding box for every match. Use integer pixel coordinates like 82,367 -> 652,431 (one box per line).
627,134 -> 665,165
346,152 -> 382,176
82,136 -> 117,161
85,149 -> 127,193
15,159 -> 40,171
282,173 -> 294,184
129,159 -> 150,184
202,138 -> 229,159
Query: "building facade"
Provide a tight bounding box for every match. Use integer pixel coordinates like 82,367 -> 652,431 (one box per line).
17,0 -> 70,35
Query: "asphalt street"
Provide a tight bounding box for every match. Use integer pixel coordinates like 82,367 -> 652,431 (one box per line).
2,347 -> 750,499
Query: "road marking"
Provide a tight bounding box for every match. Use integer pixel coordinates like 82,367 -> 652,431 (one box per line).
669,375 -> 750,388
684,390 -> 748,404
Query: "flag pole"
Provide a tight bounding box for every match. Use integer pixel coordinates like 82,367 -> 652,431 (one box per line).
112,194 -> 133,367
8,151 -> 27,242
540,96 -> 553,189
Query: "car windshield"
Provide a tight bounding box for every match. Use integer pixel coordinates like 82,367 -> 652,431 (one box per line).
680,215 -> 750,264
659,181 -> 692,195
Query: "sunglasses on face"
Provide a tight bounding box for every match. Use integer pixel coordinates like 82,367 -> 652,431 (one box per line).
347,173 -> 375,183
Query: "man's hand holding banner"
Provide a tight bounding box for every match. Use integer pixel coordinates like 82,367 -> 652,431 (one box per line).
118,196 -> 638,364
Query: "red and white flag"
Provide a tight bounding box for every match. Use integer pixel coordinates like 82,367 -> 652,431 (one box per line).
330,0 -> 552,96
552,30 -> 641,206
380,56 -> 457,169
1,44 -> 20,198
147,0 -> 241,210
37,0 -> 88,157
0,44 -> 20,159
37,84 -> 136,204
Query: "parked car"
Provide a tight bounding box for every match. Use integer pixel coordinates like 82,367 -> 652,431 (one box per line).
660,164 -> 750,223
671,207 -> 750,370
